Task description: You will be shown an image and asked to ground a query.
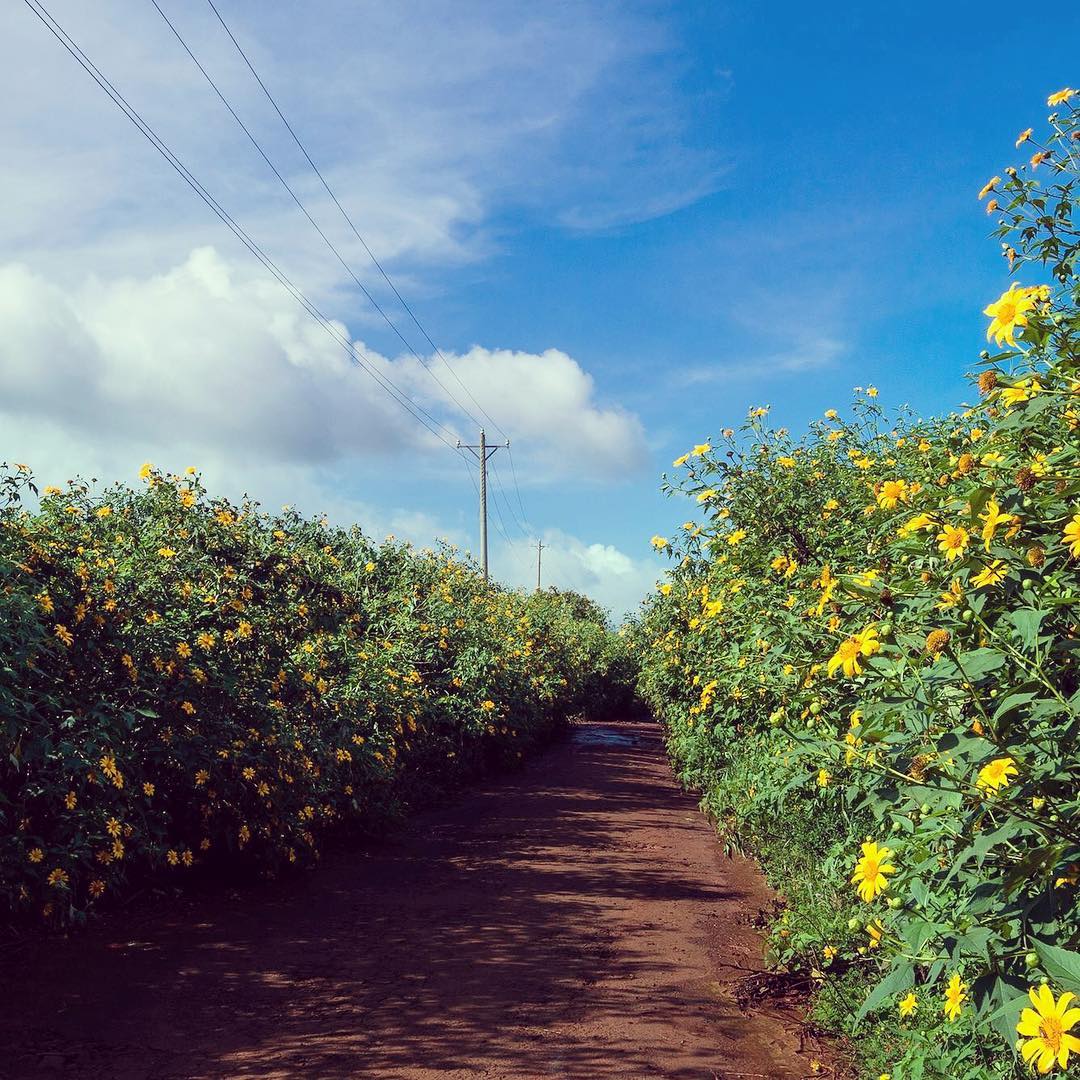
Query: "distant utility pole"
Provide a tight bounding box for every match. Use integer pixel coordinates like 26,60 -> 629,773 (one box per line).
536,540 -> 543,591
457,429 -> 509,580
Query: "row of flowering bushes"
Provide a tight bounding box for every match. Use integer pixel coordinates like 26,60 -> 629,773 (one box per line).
0,463 -> 624,927
632,90 -> 1080,1078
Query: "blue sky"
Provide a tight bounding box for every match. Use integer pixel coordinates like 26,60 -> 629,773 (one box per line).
1,1 -> 1077,615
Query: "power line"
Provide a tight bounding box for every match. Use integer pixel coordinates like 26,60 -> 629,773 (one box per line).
506,445 -> 533,534
22,0 -> 460,451
202,0 -> 540,544
149,0 -> 488,435
203,0 -> 510,442
489,459 -> 531,540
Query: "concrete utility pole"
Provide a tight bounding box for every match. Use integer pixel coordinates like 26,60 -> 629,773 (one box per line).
536,540 -> 543,591
457,429 -> 509,580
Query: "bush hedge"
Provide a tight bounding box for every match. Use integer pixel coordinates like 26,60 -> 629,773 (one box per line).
1,463 -> 622,926
633,88 -> 1080,1078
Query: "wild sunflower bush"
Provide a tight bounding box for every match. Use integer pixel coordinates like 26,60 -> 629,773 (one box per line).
0,463 -> 622,927
633,89 -> 1080,1078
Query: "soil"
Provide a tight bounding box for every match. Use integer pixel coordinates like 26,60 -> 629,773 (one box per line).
0,720 -> 830,1079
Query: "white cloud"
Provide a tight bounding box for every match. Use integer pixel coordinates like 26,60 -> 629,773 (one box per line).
0,248 -> 645,480
679,334 -> 848,385
1,0 -> 722,286
490,528 -> 658,621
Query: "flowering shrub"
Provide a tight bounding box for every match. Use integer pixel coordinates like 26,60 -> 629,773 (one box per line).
1,464 -> 621,925
634,89 -> 1080,1077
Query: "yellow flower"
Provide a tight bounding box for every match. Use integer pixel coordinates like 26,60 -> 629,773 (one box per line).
980,498 -> 1011,552
936,524 -> 970,562
937,579 -> 963,610
692,443 -> 711,456
139,462 -> 154,480
64,791 -> 77,810
978,176 -> 1000,200
971,560 -> 1009,588
47,868 -> 69,888
1001,377 -> 1043,408
1017,984 -> 1080,1073
365,561 -> 376,572
28,847 -> 44,863
976,756 -> 1018,793
651,535 -> 670,550
1016,128 -> 1033,147
876,479 -> 909,509
866,919 -> 884,948
866,385 -> 878,398
96,506 -> 112,518
823,945 -> 837,962
1063,513 -> 1080,559
143,782 -> 155,796
817,769 -> 831,788
157,547 -> 177,559
1047,88 -> 1075,107
851,841 -> 896,902
828,626 -> 881,679
696,489 -> 717,504
54,624 -> 74,647
943,972 -> 967,1021
726,529 -> 747,546
673,454 -> 690,467
899,512 -> 935,536
481,700 -> 496,711
984,284 -> 1038,347
899,992 -> 918,1018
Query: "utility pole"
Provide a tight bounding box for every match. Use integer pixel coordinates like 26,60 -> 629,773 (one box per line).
536,540 -> 543,591
457,429 -> 509,580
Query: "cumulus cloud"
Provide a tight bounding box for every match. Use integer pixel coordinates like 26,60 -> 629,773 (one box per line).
490,529 -> 658,621
0,248 -> 645,479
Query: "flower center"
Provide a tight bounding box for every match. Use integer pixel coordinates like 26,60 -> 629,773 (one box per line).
863,857 -> 880,880
1040,1016 -> 1063,1053
997,301 -> 1017,323
840,640 -> 860,660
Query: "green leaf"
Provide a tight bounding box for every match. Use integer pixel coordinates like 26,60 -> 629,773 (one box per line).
953,647 -> 1005,680
1034,941 -> 1080,994
1009,609 -> 1047,651
855,958 -> 915,1024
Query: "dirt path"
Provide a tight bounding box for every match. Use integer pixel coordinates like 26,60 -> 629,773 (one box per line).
2,721 -> 824,1079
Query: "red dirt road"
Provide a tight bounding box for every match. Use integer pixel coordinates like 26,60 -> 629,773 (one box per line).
1,721 -> 823,1079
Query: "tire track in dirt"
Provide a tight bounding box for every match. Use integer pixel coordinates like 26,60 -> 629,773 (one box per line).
1,720 -> 826,1079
